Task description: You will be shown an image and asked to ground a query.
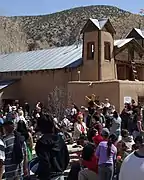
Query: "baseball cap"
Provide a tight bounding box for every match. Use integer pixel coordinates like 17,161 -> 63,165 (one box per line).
101,128 -> 110,137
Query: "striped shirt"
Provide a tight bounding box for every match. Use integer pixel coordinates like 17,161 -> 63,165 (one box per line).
3,133 -> 27,179
0,139 -> 5,162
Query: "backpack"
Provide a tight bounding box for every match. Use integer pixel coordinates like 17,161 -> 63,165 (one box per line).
11,131 -> 24,164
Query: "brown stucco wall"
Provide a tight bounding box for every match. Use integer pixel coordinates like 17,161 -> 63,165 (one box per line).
2,70 -> 144,112
67,80 -> 120,111
20,70 -> 69,106
101,31 -> 117,80
81,30 -> 117,81
0,80 -> 21,100
0,69 -> 78,107
119,80 -> 144,111
68,80 -> 144,113
81,31 -> 99,81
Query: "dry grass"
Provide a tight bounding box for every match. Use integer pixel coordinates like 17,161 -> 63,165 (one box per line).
0,17 -> 27,53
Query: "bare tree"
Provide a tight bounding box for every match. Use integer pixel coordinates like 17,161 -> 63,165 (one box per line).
47,87 -> 69,120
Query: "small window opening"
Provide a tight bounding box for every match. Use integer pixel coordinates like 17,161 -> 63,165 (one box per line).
87,42 -> 95,60
104,42 -> 111,60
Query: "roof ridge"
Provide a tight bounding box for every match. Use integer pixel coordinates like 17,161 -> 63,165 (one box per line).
114,38 -> 134,41
134,28 -> 144,31
0,44 -> 82,56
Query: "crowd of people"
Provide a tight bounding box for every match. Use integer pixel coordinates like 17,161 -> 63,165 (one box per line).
0,98 -> 143,180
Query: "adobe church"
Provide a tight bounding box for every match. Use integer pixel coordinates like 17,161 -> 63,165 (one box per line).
0,18 -> 144,111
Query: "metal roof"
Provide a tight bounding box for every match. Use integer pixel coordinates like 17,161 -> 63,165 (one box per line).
98,18 -> 109,29
0,37 -> 143,73
0,44 -> 83,72
0,80 -> 16,90
114,38 -> 144,55
134,28 -> 144,38
126,28 -> 144,39
89,18 -> 100,29
114,38 -> 134,48
81,18 -> 116,34
89,18 -> 110,30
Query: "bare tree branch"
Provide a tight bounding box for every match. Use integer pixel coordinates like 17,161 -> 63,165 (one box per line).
47,87 -> 71,120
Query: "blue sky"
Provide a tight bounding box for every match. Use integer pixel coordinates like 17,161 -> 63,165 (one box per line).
0,0 -> 143,16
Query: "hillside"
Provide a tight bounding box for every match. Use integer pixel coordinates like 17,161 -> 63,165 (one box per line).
0,5 -> 144,53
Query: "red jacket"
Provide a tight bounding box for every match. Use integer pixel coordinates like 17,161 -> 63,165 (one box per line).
92,134 -> 104,146
82,154 -> 98,174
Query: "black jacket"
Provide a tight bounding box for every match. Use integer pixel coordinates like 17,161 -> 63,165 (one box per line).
35,133 -> 69,180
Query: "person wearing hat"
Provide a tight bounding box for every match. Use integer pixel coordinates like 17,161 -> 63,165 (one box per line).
101,128 -> 110,138
0,118 -> 5,179
119,135 -> 144,180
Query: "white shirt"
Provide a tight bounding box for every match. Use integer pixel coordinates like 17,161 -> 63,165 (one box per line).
53,117 -> 58,124
16,115 -> 27,125
61,118 -> 71,127
8,106 -> 12,112
105,102 -> 111,108
119,151 -> 144,180
74,122 -> 87,139
71,108 -> 77,116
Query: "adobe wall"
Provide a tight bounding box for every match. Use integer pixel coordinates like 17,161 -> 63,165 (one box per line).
67,80 -> 120,111
68,80 -> 144,113
2,72 -> 144,112
0,80 -> 21,100
0,69 -> 78,107
81,30 -> 117,81
20,70 -> 68,106
119,80 -> 144,111
101,31 -> 117,80
81,31 -> 99,81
